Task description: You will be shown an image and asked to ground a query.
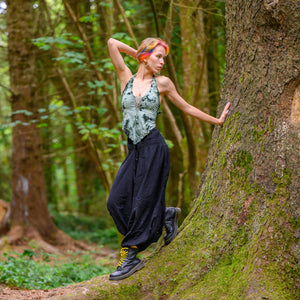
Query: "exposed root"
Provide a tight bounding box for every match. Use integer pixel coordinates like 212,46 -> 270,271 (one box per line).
0,200 -> 10,236
0,225 -> 91,255
51,229 -> 92,251
27,229 -> 62,255
3,225 -> 24,245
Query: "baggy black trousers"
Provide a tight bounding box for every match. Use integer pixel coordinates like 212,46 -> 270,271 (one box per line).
107,128 -> 170,252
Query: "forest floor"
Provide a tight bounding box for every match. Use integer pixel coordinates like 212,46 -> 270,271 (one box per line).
0,242 -> 119,300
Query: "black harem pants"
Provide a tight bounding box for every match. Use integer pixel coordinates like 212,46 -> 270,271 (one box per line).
107,128 -> 170,252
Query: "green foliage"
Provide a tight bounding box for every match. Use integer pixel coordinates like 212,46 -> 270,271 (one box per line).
32,34 -> 84,51
51,211 -> 118,248
109,32 -> 139,72
0,101 -> 123,153
0,0 -> 228,246
0,250 -> 112,290
32,33 -> 87,72
54,51 -> 86,65
79,14 -> 100,23
165,139 -> 174,149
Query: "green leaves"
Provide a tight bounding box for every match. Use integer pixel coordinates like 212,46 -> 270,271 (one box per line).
0,249 -> 112,290
32,34 -> 84,51
11,109 -> 33,116
52,212 -> 118,247
86,80 -> 106,89
54,51 -> 86,64
79,13 -> 100,23
32,34 -> 86,70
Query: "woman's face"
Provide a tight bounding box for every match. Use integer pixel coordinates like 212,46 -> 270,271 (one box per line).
145,45 -> 166,74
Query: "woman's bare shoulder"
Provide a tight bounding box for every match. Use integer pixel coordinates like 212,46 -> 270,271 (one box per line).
156,75 -> 171,85
156,75 -> 175,95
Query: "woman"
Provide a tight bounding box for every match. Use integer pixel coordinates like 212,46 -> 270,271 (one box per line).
107,37 -> 230,281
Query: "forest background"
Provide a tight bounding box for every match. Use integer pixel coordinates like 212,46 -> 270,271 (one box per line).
0,0 -> 225,291
0,0 -> 225,222
1,0 -> 298,299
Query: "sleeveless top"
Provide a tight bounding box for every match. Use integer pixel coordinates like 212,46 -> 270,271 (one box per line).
121,74 -> 160,144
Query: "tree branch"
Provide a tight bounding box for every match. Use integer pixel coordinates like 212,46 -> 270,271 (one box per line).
149,0 -> 160,37
114,0 -> 139,48
39,0 -> 112,193
63,0 -> 120,124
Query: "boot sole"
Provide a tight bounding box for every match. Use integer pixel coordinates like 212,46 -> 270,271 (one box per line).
165,207 -> 181,245
109,260 -> 145,281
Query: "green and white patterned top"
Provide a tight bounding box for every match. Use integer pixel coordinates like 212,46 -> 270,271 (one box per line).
122,74 -> 160,144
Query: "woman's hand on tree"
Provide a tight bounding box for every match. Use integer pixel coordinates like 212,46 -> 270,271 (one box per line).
218,102 -> 231,126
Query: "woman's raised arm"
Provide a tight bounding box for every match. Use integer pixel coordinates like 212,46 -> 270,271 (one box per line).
158,76 -> 230,126
107,38 -> 137,90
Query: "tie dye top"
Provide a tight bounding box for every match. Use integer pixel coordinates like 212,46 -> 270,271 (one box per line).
121,74 -> 160,144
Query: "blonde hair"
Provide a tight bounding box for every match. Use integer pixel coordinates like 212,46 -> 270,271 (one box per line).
136,38 -> 169,63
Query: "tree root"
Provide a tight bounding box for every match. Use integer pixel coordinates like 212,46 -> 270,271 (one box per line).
0,225 -> 91,255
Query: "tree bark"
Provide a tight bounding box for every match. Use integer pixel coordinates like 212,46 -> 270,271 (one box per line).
203,0 -> 224,124
161,0 -> 186,209
64,0 -> 100,214
179,0 -> 211,197
6,0 -> 57,239
4,0 -> 77,250
52,0 -> 300,298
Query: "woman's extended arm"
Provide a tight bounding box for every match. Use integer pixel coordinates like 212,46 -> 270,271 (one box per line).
158,76 -> 230,126
107,38 -> 137,91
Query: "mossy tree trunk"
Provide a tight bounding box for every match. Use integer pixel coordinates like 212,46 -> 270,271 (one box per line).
54,0 -> 299,299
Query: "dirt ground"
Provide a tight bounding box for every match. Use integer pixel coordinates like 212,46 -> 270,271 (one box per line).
0,243 -> 119,300
0,284 -> 63,300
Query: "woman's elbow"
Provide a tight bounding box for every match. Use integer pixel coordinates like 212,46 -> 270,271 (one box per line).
107,38 -> 112,45
107,38 -> 116,48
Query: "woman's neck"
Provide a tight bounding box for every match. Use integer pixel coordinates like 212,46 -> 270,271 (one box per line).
136,64 -> 153,80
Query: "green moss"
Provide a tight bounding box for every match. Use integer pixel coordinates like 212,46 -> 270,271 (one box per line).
289,215 -> 299,229
214,112 -> 242,171
90,282 -> 142,300
180,246 -> 251,299
233,150 -> 253,169
178,242 -> 296,300
252,117 -> 274,144
228,150 -> 253,190
167,181 -> 297,299
268,115 -> 274,133
218,111 -> 241,144
58,113 -> 297,300
175,138 -> 297,299
272,168 -> 292,188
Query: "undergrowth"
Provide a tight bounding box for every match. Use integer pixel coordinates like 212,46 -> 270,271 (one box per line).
52,211 -> 118,248
0,213 -> 118,290
0,249 -> 113,290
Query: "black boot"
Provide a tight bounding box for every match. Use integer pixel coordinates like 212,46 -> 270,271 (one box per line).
109,247 -> 144,281
164,207 -> 181,245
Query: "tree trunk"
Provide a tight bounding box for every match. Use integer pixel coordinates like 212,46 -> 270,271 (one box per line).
203,0 -> 225,127
5,0 -> 73,250
54,0 -> 300,298
64,0 -> 100,214
179,0 -> 211,197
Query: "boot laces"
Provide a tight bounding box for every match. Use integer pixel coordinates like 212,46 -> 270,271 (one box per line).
117,247 -> 129,267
